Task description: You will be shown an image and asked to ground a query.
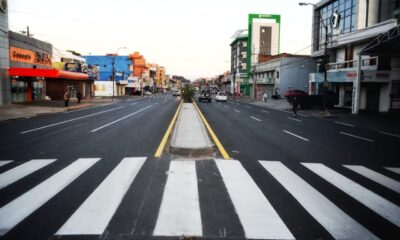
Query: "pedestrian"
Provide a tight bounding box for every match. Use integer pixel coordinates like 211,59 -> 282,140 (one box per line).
263,91 -> 268,102
292,96 -> 298,117
77,92 -> 81,104
64,91 -> 69,108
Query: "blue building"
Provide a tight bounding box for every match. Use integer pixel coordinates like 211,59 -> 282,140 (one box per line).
83,55 -> 132,82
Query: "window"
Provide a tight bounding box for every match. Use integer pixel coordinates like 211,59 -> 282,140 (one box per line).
276,71 -> 279,78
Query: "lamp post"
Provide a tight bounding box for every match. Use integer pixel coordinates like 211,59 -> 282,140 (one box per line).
111,46 -> 127,101
252,64 -> 257,101
299,2 -> 329,114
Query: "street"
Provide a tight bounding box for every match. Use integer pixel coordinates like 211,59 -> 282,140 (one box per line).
0,94 -> 399,239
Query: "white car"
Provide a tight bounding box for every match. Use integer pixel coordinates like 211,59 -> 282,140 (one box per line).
215,92 -> 227,102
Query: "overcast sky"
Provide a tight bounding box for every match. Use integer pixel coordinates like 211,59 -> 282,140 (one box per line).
8,0 -> 317,80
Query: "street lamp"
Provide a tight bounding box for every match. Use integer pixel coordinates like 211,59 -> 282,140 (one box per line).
299,2 -> 329,114
111,46 -> 127,101
252,64 -> 257,101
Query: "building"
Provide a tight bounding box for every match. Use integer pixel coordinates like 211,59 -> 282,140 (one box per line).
230,29 -> 248,96
308,0 -> 400,112
129,52 -> 149,93
0,0 -> 10,105
254,53 -> 315,100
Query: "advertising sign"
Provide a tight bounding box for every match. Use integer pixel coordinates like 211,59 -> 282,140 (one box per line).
10,46 -> 52,66
94,81 -> 115,96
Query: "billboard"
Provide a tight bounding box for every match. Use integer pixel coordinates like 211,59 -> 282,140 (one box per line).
94,81 -> 115,96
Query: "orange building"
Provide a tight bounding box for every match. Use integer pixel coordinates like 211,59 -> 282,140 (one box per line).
128,52 -> 148,77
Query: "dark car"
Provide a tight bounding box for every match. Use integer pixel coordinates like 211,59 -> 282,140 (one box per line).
198,90 -> 212,102
284,90 -> 308,103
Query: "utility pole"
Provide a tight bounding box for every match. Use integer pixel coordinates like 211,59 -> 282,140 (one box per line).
112,56 -> 115,101
252,65 -> 257,101
233,70 -> 236,99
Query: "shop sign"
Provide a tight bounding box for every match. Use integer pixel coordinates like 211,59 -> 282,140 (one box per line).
10,46 -> 51,66
64,62 -> 82,72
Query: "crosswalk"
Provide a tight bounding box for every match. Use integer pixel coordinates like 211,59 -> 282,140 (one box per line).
0,158 -> 399,239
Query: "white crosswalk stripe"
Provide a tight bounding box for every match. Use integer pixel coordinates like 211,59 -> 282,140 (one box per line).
385,167 -> 400,175
260,161 -> 378,240
0,160 -> 13,167
0,157 -> 398,239
215,160 -> 294,239
57,157 -> 146,235
303,163 -> 400,227
153,160 -> 202,237
0,159 -> 56,190
0,158 -> 100,236
343,165 -> 400,193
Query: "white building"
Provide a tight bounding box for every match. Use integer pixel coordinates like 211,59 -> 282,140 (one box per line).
308,0 -> 400,112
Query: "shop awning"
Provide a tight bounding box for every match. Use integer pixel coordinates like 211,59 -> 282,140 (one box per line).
8,68 -> 89,80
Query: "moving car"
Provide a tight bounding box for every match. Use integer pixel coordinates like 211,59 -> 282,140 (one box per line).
198,89 -> 212,102
172,90 -> 180,96
215,92 -> 227,102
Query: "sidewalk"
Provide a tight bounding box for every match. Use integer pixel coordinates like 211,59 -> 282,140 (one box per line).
0,97 -> 116,122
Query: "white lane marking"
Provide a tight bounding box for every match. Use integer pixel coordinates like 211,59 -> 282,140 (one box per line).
91,106 -> 152,132
0,160 -> 13,167
234,109 -> 240,113
283,130 -> 309,142
0,159 -> 56,190
385,167 -> 400,175
246,106 -> 252,108
215,160 -> 294,239
156,102 -> 159,105
379,131 -> 400,138
0,158 -> 100,236
260,161 -> 378,240
261,110 -> 270,114
224,105 -> 229,108
334,121 -> 355,127
343,165 -> 400,194
250,116 -> 261,122
340,131 -> 374,142
131,103 -> 137,106
153,161 -> 202,237
288,117 -> 302,122
21,106 -> 125,134
302,163 -> 400,227
57,157 -> 146,235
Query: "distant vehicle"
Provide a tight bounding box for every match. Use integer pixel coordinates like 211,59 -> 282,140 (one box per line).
144,91 -> 152,95
198,89 -> 211,102
172,90 -> 180,96
215,92 -> 227,102
284,90 -> 308,103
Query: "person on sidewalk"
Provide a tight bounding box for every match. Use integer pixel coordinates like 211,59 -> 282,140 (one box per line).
263,91 -> 268,102
77,92 -> 81,104
64,91 -> 69,108
292,96 -> 298,117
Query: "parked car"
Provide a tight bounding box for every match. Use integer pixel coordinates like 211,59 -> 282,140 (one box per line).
215,92 -> 227,102
144,91 -> 152,95
284,90 -> 308,103
172,90 -> 180,96
198,90 -> 212,102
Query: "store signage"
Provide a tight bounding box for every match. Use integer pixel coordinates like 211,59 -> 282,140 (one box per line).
10,46 -> 51,66
64,62 -> 81,72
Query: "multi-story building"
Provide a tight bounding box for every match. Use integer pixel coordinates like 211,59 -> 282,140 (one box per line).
230,29 -> 248,95
308,0 -> 400,112
0,1 -> 10,105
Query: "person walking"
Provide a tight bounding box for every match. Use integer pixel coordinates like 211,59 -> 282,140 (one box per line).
263,91 -> 268,102
292,96 -> 298,117
64,91 -> 69,108
77,92 -> 81,104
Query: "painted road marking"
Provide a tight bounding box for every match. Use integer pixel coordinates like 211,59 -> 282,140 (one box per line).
385,167 -> 400,175
0,159 -> 56,190
153,161 -> 202,237
193,101 -> 230,160
91,106 -> 152,132
131,103 -> 137,106
334,121 -> 355,127
0,158 -> 100,236
57,157 -> 146,235
155,101 -> 183,157
261,110 -> 270,114
215,160 -> 294,239
302,163 -> 400,227
283,130 -> 309,142
21,106 -> 125,134
224,105 -> 229,108
260,161 -> 378,240
379,131 -> 400,138
250,116 -> 261,122
340,132 -> 374,142
343,165 -> 400,194
288,117 -> 302,122
0,160 -> 13,167
246,106 -> 252,109
234,109 -> 240,113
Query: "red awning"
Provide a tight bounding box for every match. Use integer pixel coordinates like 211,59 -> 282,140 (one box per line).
8,68 -> 89,80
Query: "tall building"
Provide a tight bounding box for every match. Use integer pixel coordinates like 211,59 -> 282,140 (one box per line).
230,29 -> 248,95
0,0 -> 10,105
308,0 -> 400,112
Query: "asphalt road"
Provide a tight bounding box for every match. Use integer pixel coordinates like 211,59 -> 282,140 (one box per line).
0,94 -> 399,240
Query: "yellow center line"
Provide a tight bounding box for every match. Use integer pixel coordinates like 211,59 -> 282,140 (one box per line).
154,100 -> 183,157
192,100 -> 231,160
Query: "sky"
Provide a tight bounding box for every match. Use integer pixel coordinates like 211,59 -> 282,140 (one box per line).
8,0 -> 317,80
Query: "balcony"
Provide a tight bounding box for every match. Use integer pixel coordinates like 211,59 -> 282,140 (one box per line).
326,57 -> 378,71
